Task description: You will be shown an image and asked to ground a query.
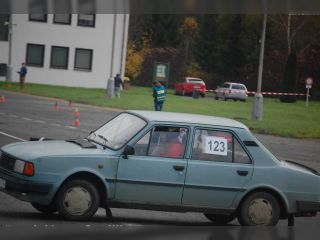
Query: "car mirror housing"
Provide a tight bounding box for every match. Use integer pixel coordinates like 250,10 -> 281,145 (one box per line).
123,145 -> 135,159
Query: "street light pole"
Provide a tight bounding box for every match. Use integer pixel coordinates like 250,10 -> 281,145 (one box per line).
5,15 -> 13,82
252,14 -> 267,121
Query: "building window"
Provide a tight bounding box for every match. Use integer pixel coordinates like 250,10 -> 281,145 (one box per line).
77,14 -> 95,27
26,44 -> 45,67
0,14 -> 9,41
51,46 -> 69,69
29,14 -> 47,22
53,14 -> 71,25
74,48 -> 93,71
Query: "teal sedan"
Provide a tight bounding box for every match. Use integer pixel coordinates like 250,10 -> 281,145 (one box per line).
0,110 -> 319,225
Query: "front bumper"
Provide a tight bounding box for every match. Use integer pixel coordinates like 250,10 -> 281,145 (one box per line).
0,168 -> 52,194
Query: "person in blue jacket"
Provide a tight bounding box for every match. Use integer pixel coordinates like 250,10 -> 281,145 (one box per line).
17,63 -> 27,89
152,80 -> 166,111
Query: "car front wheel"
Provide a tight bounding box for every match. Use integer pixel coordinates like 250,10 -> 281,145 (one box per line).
56,179 -> 100,221
204,213 -> 236,225
238,192 -> 280,226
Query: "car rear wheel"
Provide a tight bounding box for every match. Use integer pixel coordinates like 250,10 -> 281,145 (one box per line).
31,202 -> 57,214
56,179 -> 100,221
238,192 -> 280,226
204,213 -> 236,225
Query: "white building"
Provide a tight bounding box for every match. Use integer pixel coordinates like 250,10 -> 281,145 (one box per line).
0,14 -> 129,88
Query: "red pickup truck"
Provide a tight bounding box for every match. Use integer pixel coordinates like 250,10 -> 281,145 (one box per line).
174,77 -> 206,97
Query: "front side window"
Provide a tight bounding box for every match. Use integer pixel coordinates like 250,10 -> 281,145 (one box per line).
134,126 -> 188,159
26,43 -> 45,67
74,48 -> 93,71
86,113 -> 146,150
192,129 -> 251,164
51,46 -> 69,69
78,14 -> 95,27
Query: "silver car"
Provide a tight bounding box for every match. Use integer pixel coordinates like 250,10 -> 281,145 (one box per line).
215,82 -> 248,101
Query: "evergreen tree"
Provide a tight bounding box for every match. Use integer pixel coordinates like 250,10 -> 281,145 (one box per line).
280,51 -> 297,103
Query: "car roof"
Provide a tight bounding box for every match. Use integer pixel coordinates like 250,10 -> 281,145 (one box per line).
127,110 -> 248,129
223,82 -> 246,86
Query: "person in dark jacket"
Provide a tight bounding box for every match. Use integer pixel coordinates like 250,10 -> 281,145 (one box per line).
17,63 -> 27,89
114,74 -> 124,98
152,80 -> 166,111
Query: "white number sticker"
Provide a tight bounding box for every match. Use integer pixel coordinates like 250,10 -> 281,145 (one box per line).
204,136 -> 228,156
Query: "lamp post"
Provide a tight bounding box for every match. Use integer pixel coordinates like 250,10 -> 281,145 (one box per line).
4,15 -> 15,82
252,14 -> 267,121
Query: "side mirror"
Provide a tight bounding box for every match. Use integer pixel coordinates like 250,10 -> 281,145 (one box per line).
123,145 -> 135,159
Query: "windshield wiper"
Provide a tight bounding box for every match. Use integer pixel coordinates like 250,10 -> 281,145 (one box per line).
98,135 -> 109,145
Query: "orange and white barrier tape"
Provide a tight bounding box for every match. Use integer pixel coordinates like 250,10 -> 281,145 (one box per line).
206,89 -> 307,96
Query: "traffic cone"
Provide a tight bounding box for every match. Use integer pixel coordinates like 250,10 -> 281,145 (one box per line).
74,118 -> 80,127
53,101 -> 59,110
74,108 -> 80,117
0,95 -> 5,103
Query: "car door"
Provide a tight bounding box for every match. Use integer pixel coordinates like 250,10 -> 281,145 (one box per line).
182,128 -> 253,209
115,125 -> 189,206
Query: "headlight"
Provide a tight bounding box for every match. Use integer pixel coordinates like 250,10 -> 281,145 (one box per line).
13,159 -> 34,176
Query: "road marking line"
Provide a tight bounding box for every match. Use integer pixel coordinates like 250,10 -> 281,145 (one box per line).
0,130 -> 26,141
65,126 -> 77,129
0,112 -> 4,115
22,117 -> 32,121
9,114 -> 18,118
51,123 -> 61,127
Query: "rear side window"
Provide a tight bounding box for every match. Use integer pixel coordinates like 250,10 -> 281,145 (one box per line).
192,129 -> 251,164
222,83 -> 230,88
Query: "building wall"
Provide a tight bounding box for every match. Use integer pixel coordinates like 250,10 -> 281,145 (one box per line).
6,14 -> 128,88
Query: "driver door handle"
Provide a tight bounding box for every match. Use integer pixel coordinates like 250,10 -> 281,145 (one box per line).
173,165 -> 185,171
237,170 -> 248,176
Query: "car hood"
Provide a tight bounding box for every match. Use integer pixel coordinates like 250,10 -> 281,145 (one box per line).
1,140 -> 113,161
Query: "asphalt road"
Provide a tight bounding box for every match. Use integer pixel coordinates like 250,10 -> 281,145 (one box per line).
0,90 -> 319,232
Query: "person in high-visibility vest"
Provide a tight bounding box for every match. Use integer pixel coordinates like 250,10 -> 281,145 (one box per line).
152,80 -> 166,111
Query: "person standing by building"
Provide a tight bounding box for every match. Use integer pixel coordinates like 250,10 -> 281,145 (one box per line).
114,73 -> 124,98
152,80 -> 166,111
17,63 -> 27,89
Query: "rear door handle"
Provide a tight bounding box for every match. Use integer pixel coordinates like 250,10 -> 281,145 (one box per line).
173,165 -> 185,171
237,170 -> 248,176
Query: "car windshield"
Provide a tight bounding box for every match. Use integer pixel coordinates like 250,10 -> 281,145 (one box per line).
86,113 -> 146,150
189,79 -> 204,84
232,84 -> 246,90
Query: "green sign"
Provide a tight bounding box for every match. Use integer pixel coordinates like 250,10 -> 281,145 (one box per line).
153,62 -> 170,86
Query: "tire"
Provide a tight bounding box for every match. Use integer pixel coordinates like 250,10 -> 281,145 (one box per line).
214,96 -> 219,100
238,192 -> 280,226
204,213 -> 236,225
56,179 -> 100,221
31,202 -> 57,214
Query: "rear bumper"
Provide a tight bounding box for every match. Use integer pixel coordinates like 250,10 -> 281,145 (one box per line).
296,201 -> 320,213
0,168 -> 52,194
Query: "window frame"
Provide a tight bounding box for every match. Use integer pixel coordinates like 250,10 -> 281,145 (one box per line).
26,43 -> 45,67
77,14 -> 95,27
133,124 -> 190,159
50,46 -> 69,69
53,14 -> 72,25
191,127 -> 253,164
74,48 -> 93,71
29,14 -> 48,22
